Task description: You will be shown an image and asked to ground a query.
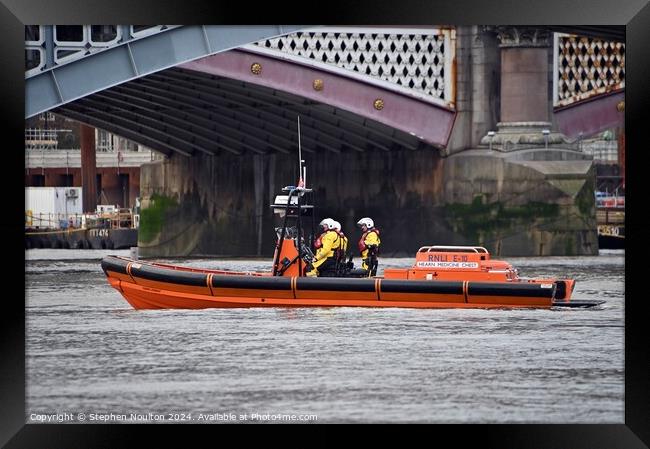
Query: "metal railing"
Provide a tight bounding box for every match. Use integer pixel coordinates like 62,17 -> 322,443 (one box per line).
25,209 -> 139,231
25,128 -> 72,150
25,148 -> 159,168
480,140 -> 585,152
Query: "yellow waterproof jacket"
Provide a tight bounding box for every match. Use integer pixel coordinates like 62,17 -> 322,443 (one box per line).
314,230 -> 340,262
338,231 -> 349,256
359,229 -> 381,259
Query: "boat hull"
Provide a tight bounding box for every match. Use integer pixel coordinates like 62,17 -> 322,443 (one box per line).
102,256 -> 559,310
598,232 -> 624,250
109,277 -> 555,309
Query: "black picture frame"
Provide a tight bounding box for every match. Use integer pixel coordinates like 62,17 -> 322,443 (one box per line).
4,0 -> 648,446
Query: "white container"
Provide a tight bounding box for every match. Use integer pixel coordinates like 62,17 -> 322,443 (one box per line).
25,187 -> 83,229
96,204 -> 116,214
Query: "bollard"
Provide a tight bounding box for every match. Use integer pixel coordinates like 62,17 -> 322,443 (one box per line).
130,246 -> 139,260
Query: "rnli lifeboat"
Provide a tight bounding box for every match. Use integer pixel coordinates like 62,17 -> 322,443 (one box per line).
101,243 -> 600,310
101,177 -> 603,310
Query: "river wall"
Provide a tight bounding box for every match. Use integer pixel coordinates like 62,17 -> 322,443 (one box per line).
138,147 -> 597,258
443,149 -> 597,256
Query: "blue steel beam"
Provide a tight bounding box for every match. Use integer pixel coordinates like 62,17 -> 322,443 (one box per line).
206,75 -> 393,152
77,92 -> 257,155
108,83 -> 268,155
96,88 -> 314,154
71,98 -> 222,156
127,79 -> 291,154
90,91 -> 245,155
56,107 -> 192,157
167,68 -> 418,150
132,77 -> 301,154
62,101 -> 205,156
144,72 -> 355,153
26,25 -> 308,118
158,69 -> 398,152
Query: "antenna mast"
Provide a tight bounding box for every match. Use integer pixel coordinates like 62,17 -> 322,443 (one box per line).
297,116 -> 304,188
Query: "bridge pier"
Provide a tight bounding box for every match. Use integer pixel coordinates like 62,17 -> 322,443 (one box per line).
253,154 -> 265,256
479,26 -> 571,148
80,123 -> 97,213
498,28 -> 550,123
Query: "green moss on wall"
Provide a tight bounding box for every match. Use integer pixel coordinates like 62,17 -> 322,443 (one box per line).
565,236 -> 575,256
138,194 -> 178,243
574,176 -> 596,217
444,196 -> 560,242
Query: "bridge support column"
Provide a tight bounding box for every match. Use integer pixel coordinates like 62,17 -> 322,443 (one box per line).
498,27 -> 550,123
253,154 -> 265,256
479,27 -> 568,148
80,123 -> 97,213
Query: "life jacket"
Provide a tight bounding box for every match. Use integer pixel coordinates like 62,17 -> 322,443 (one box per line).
358,228 -> 380,253
314,226 -> 332,249
335,230 -> 348,261
315,230 -> 340,261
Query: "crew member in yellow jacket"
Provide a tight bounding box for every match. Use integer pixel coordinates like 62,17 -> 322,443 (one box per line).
307,218 -> 341,277
357,217 -> 381,275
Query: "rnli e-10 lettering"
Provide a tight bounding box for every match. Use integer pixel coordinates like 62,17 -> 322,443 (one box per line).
425,254 -> 471,262
416,253 -> 479,269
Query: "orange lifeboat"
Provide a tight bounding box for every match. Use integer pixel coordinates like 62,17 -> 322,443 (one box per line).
101,243 -> 600,310
102,153 -> 603,310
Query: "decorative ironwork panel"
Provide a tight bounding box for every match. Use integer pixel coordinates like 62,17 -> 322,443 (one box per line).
252,27 -> 454,107
554,33 -> 625,108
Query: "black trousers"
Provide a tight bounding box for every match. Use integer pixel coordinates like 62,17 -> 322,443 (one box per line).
317,257 -> 337,276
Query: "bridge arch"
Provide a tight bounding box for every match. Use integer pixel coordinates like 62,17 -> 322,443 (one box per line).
44,27 -> 459,158
26,25 -> 308,119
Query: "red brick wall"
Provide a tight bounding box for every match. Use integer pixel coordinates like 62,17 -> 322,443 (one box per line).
25,167 -> 140,209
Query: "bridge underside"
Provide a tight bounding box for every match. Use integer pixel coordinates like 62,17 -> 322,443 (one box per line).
54,56 -> 451,158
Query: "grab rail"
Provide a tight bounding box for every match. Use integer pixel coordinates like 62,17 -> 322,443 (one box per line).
417,245 -> 489,253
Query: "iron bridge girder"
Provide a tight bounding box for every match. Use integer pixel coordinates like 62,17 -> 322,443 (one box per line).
26,25 -> 309,119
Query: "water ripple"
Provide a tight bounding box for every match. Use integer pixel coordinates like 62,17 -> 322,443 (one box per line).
25,249 -> 624,423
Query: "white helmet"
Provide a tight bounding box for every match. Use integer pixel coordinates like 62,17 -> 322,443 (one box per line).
331,220 -> 341,231
319,218 -> 335,230
357,217 -> 374,229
